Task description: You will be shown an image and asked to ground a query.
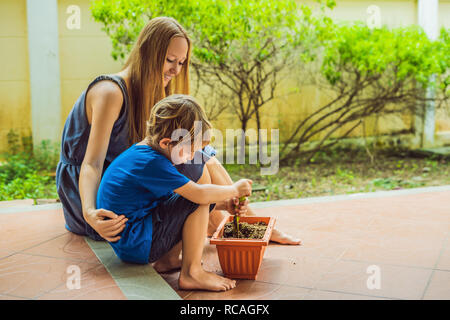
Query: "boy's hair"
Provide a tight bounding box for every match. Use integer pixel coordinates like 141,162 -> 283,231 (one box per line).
146,94 -> 212,147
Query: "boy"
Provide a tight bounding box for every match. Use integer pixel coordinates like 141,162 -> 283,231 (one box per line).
96,94 -> 252,292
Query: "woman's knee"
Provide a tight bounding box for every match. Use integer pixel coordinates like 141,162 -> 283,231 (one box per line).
205,156 -> 221,169
197,164 -> 212,184
205,157 -> 233,185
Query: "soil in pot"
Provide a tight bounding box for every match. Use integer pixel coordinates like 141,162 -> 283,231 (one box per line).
223,221 -> 267,239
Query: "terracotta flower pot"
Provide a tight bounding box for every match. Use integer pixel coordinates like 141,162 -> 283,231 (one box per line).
210,215 -> 276,280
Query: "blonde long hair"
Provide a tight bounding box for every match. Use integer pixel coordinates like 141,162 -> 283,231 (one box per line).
123,17 -> 191,144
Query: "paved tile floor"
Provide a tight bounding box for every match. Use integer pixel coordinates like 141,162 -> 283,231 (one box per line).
1,187 -> 449,300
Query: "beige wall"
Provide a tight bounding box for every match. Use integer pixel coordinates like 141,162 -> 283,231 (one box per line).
0,0 -> 31,149
0,0 -> 121,152
57,0 -> 122,125
0,0 -> 449,152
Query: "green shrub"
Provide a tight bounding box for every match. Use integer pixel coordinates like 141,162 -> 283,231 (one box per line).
0,172 -> 57,201
0,130 -> 59,201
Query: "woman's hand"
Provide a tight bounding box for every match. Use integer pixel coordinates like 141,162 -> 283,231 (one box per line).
84,208 -> 128,242
225,197 -> 250,216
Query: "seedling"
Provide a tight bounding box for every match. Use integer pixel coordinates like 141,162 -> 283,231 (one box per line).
233,196 -> 247,238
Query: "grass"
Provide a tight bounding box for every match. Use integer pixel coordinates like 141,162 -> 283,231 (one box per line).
223,147 -> 450,202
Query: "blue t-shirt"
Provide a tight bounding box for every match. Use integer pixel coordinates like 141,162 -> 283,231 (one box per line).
96,144 -> 190,264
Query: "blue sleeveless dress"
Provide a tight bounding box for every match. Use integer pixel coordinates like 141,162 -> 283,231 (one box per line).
56,75 -> 216,241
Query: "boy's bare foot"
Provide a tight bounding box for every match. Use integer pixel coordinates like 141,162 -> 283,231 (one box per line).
270,228 -> 301,245
179,268 -> 236,292
153,256 -> 182,273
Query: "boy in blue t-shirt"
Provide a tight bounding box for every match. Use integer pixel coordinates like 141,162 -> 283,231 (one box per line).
97,94 -> 252,292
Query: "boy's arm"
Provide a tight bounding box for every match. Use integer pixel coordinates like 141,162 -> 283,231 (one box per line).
174,179 -> 252,205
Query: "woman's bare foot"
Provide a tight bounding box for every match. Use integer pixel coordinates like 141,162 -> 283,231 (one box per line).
179,268 -> 236,292
153,255 -> 182,273
270,228 -> 301,245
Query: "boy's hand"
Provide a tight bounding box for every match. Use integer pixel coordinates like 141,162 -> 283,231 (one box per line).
233,179 -> 252,198
231,197 -> 250,216
224,197 -> 249,216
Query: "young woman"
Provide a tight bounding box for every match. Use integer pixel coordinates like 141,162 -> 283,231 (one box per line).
56,16 -> 300,247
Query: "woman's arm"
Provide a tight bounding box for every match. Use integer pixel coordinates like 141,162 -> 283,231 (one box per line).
79,80 -> 128,242
174,179 -> 252,205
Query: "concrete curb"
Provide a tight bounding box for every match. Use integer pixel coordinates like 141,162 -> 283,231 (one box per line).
0,202 -> 62,214
84,237 -> 181,300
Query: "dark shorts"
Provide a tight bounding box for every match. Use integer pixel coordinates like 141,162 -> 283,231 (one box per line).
148,145 -> 217,263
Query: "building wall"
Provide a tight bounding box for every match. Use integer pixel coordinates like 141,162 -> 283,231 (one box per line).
0,0 -> 31,148
57,0 -> 122,126
0,0 -> 449,152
